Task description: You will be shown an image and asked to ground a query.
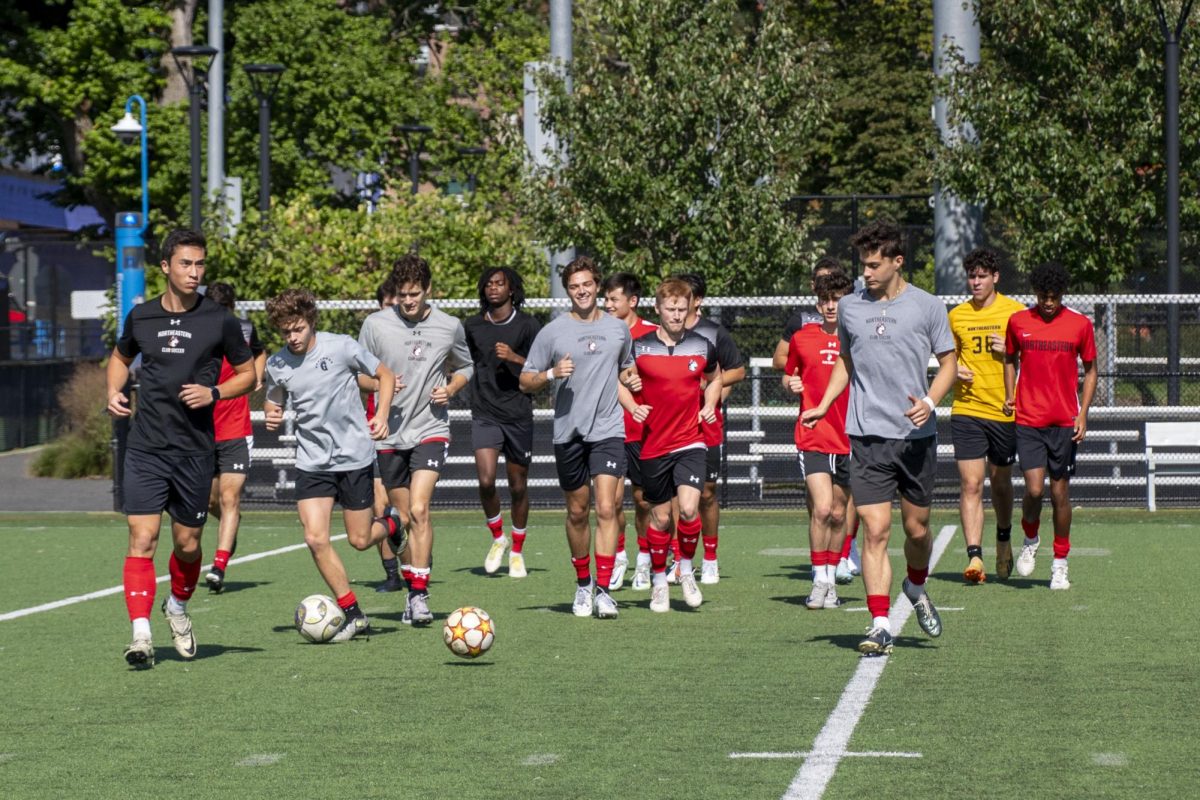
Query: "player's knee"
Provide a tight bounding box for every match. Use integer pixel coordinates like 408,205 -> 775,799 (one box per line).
829,510 -> 847,531
303,529 -> 331,552
408,500 -> 430,524
960,476 -> 984,496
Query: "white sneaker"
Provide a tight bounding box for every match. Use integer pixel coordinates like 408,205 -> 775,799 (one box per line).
630,561 -> 651,590
608,552 -> 628,590
848,539 -> 862,575
805,581 -> 831,610
649,583 -> 670,613
408,592 -> 433,625
835,558 -> 854,585
572,582 -> 594,617
594,588 -> 619,618
160,598 -> 196,659
824,584 -> 840,609
1049,562 -> 1071,590
484,536 -> 508,574
123,634 -> 154,669
700,559 -> 719,585
679,570 -> 703,608
1016,538 -> 1040,577
508,551 -> 527,579
665,560 -> 680,584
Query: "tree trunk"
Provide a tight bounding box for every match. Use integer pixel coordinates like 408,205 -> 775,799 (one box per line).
161,0 -> 200,106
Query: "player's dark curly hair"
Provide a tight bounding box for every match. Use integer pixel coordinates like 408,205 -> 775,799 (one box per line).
1029,261 -> 1070,296
391,253 -> 432,290
375,279 -> 394,308
477,266 -> 526,312
813,256 -> 845,279
561,255 -> 602,290
849,220 -> 905,259
601,272 -> 643,302
813,271 -> 854,302
675,272 -> 707,300
267,288 -> 319,330
206,281 -> 236,311
963,247 -> 1002,275
160,228 -> 206,263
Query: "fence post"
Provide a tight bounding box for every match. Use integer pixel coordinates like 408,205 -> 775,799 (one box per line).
749,362 -> 761,488
1104,300 -> 1117,407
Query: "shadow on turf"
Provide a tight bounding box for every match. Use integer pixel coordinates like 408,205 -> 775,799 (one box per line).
207,580 -> 271,595
452,565 -> 550,577
806,632 -> 937,652
157,643 -> 264,663
770,593 -> 862,607
765,564 -> 814,582
930,570 -> 1043,589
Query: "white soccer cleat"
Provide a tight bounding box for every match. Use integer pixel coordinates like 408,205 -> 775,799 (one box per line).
572,582 -> 594,617
848,539 -> 862,576
700,558 -> 720,585
679,570 -> 703,608
123,634 -> 154,669
484,536 -> 509,574
835,558 -> 854,585
594,588 -> 619,619
508,551 -> 527,579
160,599 -> 196,659
408,592 -> 433,625
665,560 -> 680,584
1016,538 -> 1040,577
823,584 -> 841,609
608,551 -> 628,590
329,613 -> 369,642
805,581 -> 831,610
1049,562 -> 1071,590
630,562 -> 651,591
649,583 -> 670,613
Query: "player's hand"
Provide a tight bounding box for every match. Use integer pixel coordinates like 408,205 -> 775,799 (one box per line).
264,405 -> 284,431
430,385 -> 452,406
554,354 -> 574,379
800,406 -> 826,429
699,404 -> 718,425
394,374 -> 406,393
957,366 -> 974,383
623,370 -> 642,392
1002,398 -> 1014,417
1073,412 -> 1088,442
989,333 -> 1005,354
786,368 -> 804,396
494,342 -> 514,362
631,404 -> 652,423
904,394 -> 933,427
179,383 -> 215,409
368,413 -> 389,440
107,391 -> 132,418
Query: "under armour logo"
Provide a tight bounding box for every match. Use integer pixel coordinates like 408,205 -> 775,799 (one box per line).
128,590 -> 150,597
427,459 -> 439,467
170,318 -> 181,325
196,512 -> 205,519
689,475 -> 700,484
232,463 -> 244,470
524,451 -> 532,458
606,460 -> 617,469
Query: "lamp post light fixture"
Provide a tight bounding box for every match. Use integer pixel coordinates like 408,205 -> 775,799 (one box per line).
397,123 -> 432,195
111,96 -> 149,227
170,44 -> 219,232
243,63 -> 286,217
456,146 -> 487,194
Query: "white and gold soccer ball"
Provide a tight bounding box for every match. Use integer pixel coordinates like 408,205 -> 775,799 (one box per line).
442,606 -> 495,659
295,594 -> 345,643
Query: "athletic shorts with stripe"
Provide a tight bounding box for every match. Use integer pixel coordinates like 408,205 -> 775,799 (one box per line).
797,450 -> 850,487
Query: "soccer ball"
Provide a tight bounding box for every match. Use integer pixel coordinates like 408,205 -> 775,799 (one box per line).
442,606 -> 495,659
295,594 -> 345,643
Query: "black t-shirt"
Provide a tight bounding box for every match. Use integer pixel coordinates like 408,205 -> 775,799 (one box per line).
690,317 -> 745,371
781,307 -> 821,341
463,309 -> 542,423
118,295 -> 253,455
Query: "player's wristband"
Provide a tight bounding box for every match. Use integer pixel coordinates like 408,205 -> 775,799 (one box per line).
921,396 -> 935,412
210,386 -> 221,403
546,368 -> 555,382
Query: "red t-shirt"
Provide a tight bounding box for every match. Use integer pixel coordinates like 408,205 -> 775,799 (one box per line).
1006,306 -> 1096,427
623,316 -> 659,444
213,319 -> 263,442
633,329 -> 717,459
784,323 -> 849,454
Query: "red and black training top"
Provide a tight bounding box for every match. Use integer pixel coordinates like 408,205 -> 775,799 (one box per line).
632,329 -> 718,460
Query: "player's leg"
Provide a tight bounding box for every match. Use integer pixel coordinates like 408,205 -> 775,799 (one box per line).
373,471 -> 404,592
330,467 -> 377,638
630,481 -> 653,589
848,437 -> 904,655
555,438 -> 595,616
897,437 -> 942,638
645,493 -> 675,614
989,461 -> 1015,579
502,420 -> 534,578
159,452 -> 214,660
1015,425 -> 1047,577
837,496 -> 860,583
592,473 -> 623,619
825,481 -> 850,604
404,464 -> 441,624
120,450 -> 170,667
674,455 -> 705,609
298,494 -> 365,642
804,462 -> 838,609
474,417 -> 509,572
957,457 -> 988,583
206,468 -> 246,593
698,444 -> 722,583
1046,428 -> 1076,590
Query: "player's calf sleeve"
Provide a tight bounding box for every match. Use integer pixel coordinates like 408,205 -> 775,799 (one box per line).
169,551 -> 202,601
637,534 -> 650,555
647,526 -> 670,572
570,555 -> 591,583
212,549 -> 232,571
1021,518 -> 1040,540
866,594 -> 890,620
485,513 -> 504,539
702,534 -> 718,561
511,527 -> 527,553
1052,534 -> 1070,560
677,517 -> 702,559
595,553 -> 615,589
840,534 -> 853,559
123,556 -> 156,620
617,528 -> 626,553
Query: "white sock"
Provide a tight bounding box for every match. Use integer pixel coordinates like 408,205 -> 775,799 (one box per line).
636,552 -> 651,567
872,616 -> 891,633
1025,536 -> 1040,546
652,571 -> 668,588
824,564 -> 836,583
1052,557 -> 1068,570
132,617 -> 151,639
166,594 -> 186,615
679,558 -> 694,575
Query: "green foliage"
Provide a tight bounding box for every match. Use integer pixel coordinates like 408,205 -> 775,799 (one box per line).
29,362 -> 112,479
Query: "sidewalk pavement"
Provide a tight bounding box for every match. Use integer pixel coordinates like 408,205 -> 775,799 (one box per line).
0,448 -> 115,512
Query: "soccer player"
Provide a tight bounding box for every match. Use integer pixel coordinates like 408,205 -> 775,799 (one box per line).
1003,261 -> 1097,591
948,247 -> 1026,583
202,282 -> 266,594
771,256 -> 846,371
106,228 -> 255,668
784,270 -> 855,610
602,272 -> 659,591
358,255 -> 473,625
676,272 -> 745,585
367,281 -> 405,593
263,289 -> 398,641
463,266 -> 541,578
802,220 -> 957,656
520,256 -> 633,619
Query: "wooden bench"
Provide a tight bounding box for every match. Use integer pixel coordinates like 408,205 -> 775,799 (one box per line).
1145,422 -> 1200,512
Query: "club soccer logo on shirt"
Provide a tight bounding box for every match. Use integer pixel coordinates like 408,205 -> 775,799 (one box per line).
875,322 -> 887,336
588,340 -> 598,353
168,336 -> 180,348
688,359 -> 698,372
317,357 -> 333,371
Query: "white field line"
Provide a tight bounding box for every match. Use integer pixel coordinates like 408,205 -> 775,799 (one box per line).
779,524 -> 957,800
731,751 -> 922,760
0,535 -> 342,622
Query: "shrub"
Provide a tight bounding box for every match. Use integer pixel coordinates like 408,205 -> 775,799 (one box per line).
30,362 -> 112,479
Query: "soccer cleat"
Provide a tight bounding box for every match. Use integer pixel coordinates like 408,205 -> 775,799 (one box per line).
963,556 -> 986,584
805,581 -> 831,610
649,583 -> 670,613
665,560 -> 680,584
484,535 -> 508,574
858,626 -> 894,656
835,558 -> 854,585
823,584 -> 840,609
700,558 -> 720,585
903,579 -> 943,638
594,588 -> 619,619
407,592 -> 433,626
572,582 -> 594,617
330,613 -> 369,642
995,539 -> 1014,580
387,524 -> 410,559
205,566 -> 225,594
160,598 -> 197,659
401,593 -> 412,625
848,538 -> 862,576
123,635 -> 154,669
1050,562 -> 1071,590
679,570 -> 703,608
1016,538 -> 1039,577
608,552 -> 628,590
508,551 -> 527,579
375,573 -> 405,593
630,562 -> 651,591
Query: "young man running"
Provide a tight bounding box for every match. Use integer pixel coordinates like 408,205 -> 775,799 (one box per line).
358,255 -> 473,625
1003,262 -> 1097,591
463,267 -> 541,579
264,289 -> 397,641
107,228 -> 255,668
802,220 -> 957,656
520,256 -> 633,619
203,282 -> 266,593
367,280 -> 404,593
948,247 -> 1025,583
623,279 -> 723,613
784,270 -> 855,610
602,272 -> 659,591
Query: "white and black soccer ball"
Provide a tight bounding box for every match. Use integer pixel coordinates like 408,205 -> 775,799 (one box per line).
442,606 -> 495,659
295,594 -> 345,643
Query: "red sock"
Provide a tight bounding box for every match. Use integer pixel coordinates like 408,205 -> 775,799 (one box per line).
866,594 -> 890,619
409,569 -> 430,592
677,517 -> 701,559
336,591 -> 357,610
169,551 -> 202,601
637,534 -> 650,555
400,566 -> 415,585
486,514 -> 504,539
511,528 -> 527,554
212,549 -> 232,571
670,536 -> 681,560
840,535 -> 853,560
824,550 -> 840,568
1022,518 -> 1041,540
1052,534 -> 1071,559
595,553 -> 615,589
647,526 -> 670,573
702,534 -> 718,562
906,564 -> 929,587
617,529 -> 627,553
571,555 -> 591,582
850,516 -> 860,538
123,556 -> 156,620
810,549 -> 824,570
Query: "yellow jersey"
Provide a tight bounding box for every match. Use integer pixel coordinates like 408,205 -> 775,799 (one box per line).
949,292 -> 1027,421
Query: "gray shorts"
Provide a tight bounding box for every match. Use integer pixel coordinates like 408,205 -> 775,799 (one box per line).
849,435 -> 937,507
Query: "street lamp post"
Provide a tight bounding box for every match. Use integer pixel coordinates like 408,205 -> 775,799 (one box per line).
398,124 -> 432,195
243,63 -> 287,216
170,44 -> 219,232
110,95 -> 150,338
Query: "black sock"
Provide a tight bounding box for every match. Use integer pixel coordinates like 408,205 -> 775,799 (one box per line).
967,545 -> 983,560
381,557 -> 399,577
577,577 -> 591,588
996,526 -> 1012,542
343,601 -> 363,619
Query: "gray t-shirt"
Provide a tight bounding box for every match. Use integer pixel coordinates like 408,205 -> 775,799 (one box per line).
264,331 -> 381,472
358,305 -> 474,450
837,285 -> 954,440
522,312 -> 633,444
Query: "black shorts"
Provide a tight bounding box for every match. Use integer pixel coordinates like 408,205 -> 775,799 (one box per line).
123,448 -> 214,526
471,416 -> 533,468
377,441 -> 449,490
951,415 -> 1016,466
214,437 -> 251,475
849,435 -> 937,508
625,441 -> 644,486
553,436 -> 625,492
295,466 -> 374,509
641,447 -> 707,505
705,445 -> 722,483
798,450 -> 850,487
1016,425 -> 1077,480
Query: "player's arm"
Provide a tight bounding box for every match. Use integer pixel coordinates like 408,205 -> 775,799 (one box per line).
619,364 -> 642,393
253,351 -> 267,391
368,362 -> 394,438
905,349 -> 956,427
520,352 -> 573,393
800,351 -> 851,428
700,364 -> 723,424
1074,359 -> 1098,442
782,340 -> 802,395
263,376 -> 285,432
771,338 -> 790,372
106,348 -> 135,417
431,370 -> 468,406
